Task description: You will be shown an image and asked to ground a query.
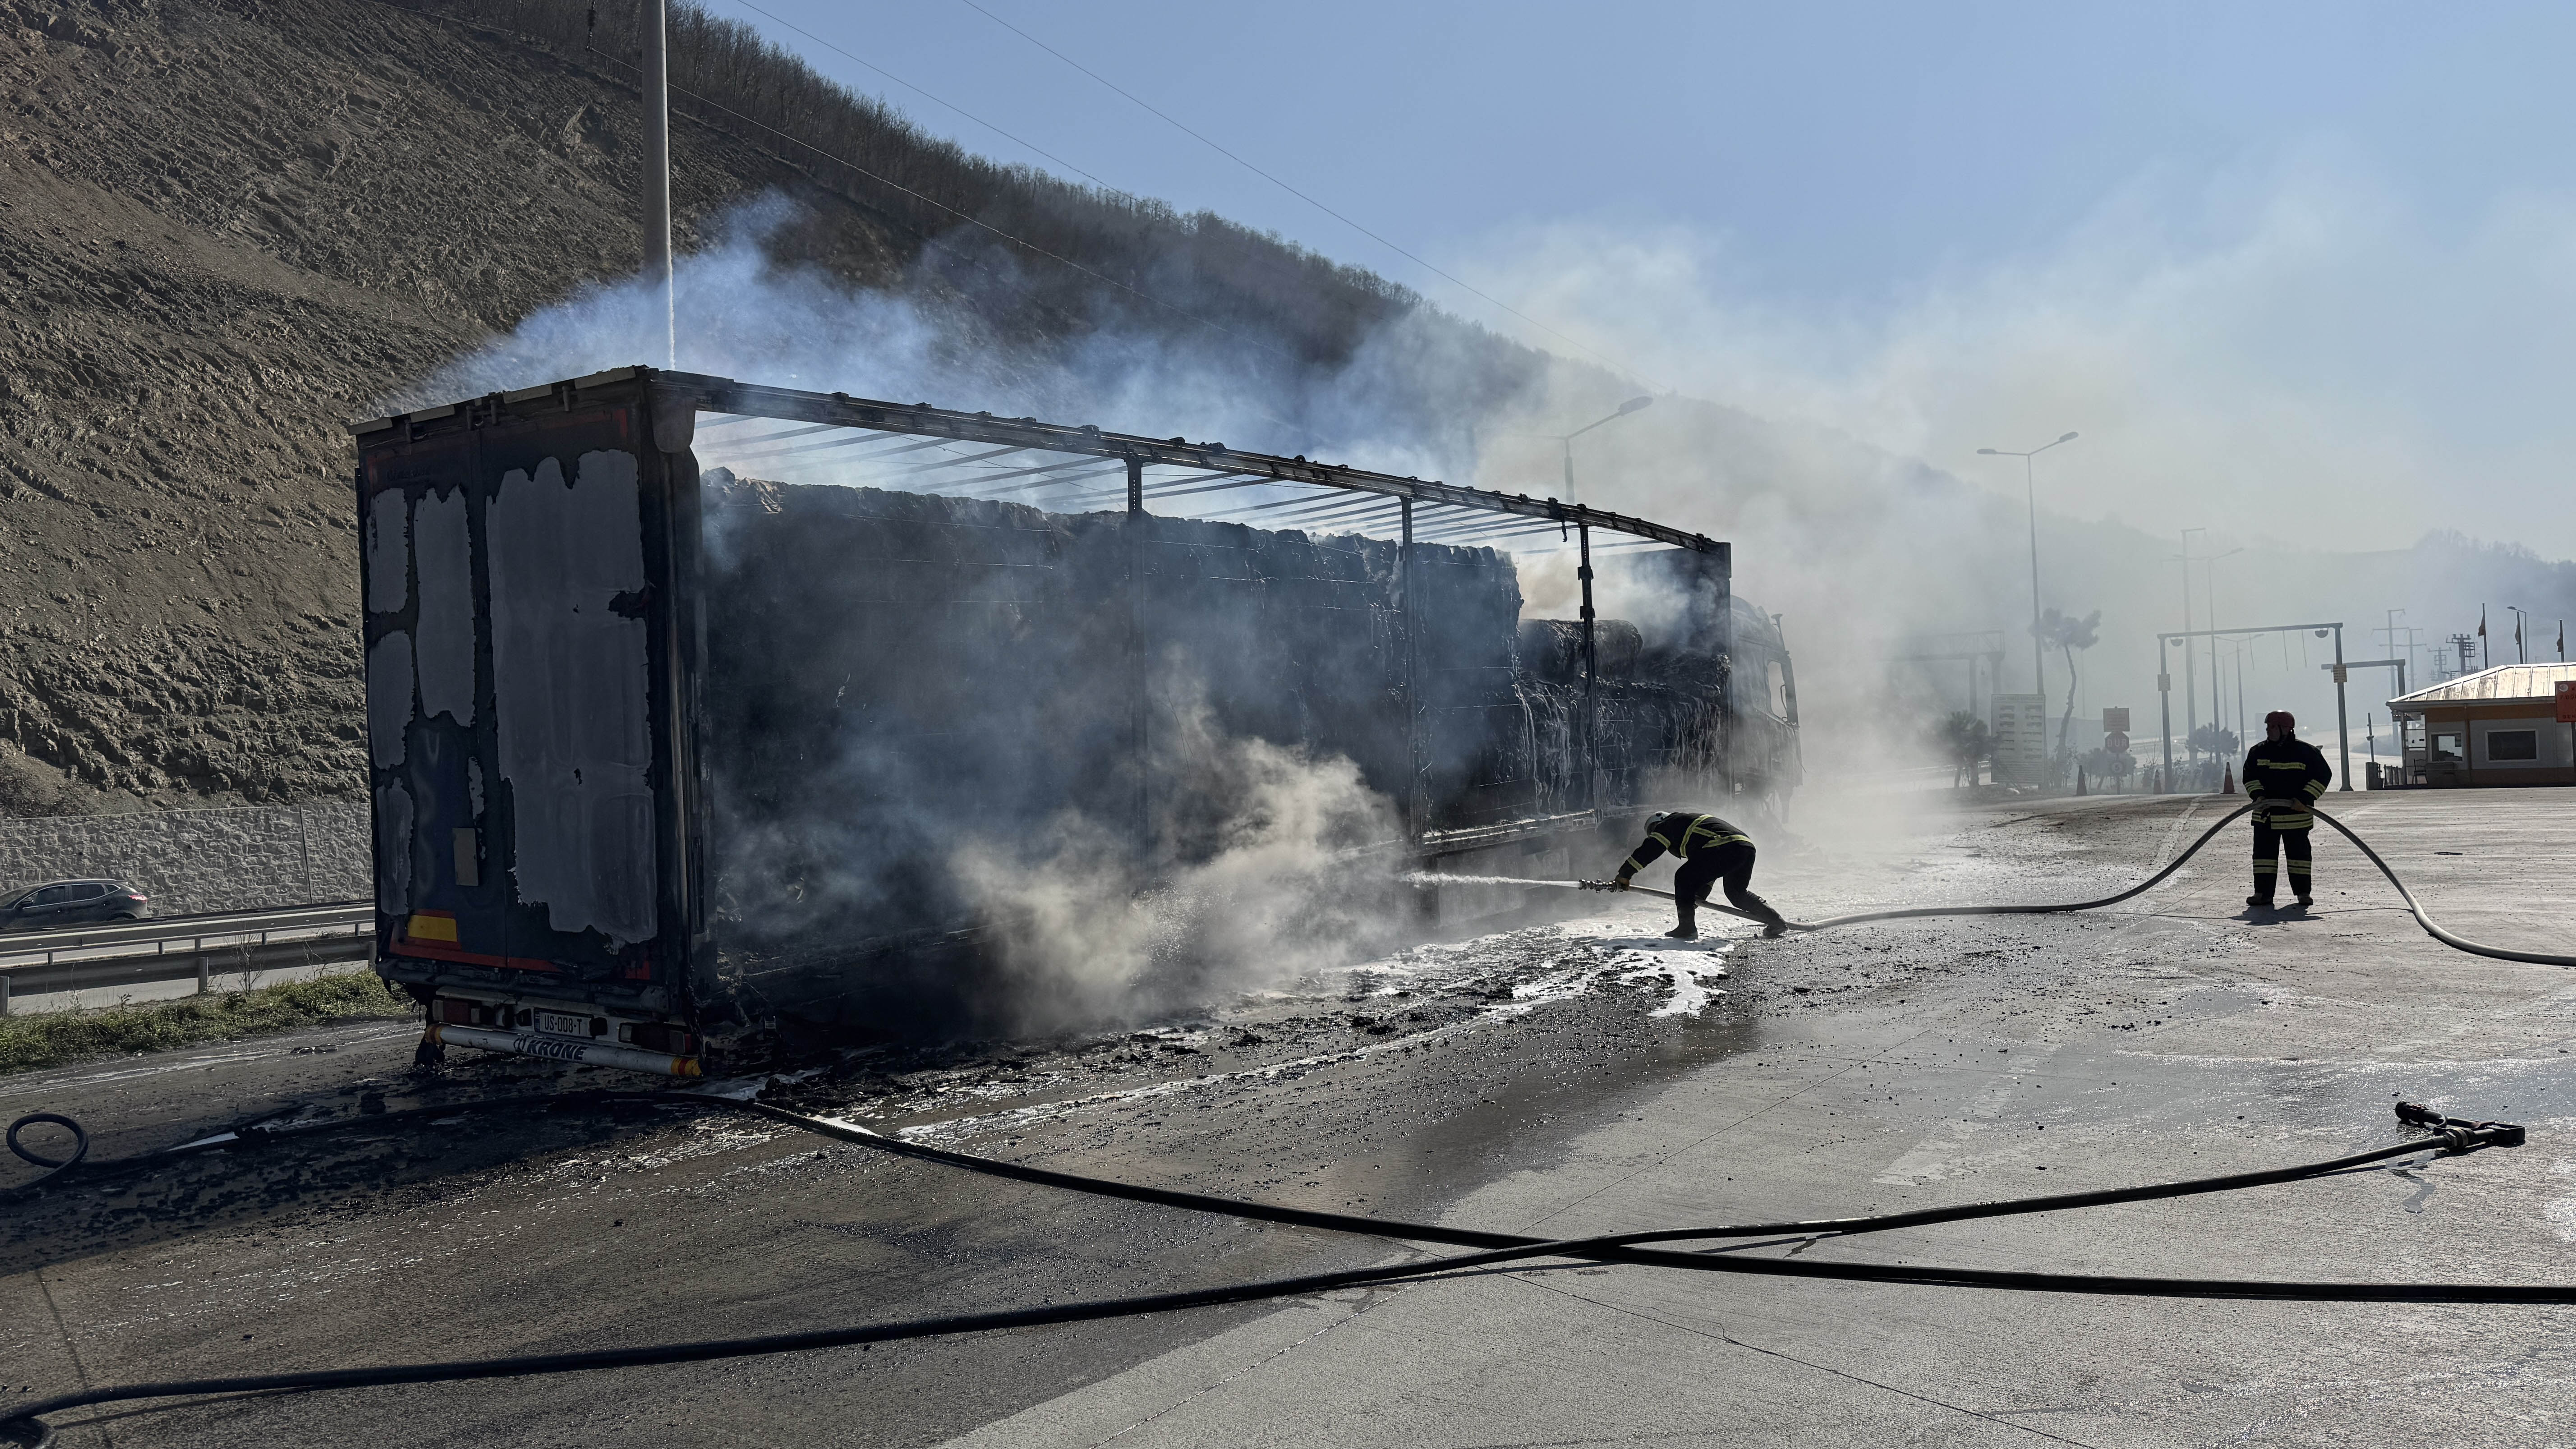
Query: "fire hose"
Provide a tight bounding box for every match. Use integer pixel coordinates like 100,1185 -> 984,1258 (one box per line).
1569,801 -> 2576,967
0,1098 -> 2544,1447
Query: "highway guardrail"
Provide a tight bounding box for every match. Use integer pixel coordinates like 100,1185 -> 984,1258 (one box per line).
0,903 -> 374,1014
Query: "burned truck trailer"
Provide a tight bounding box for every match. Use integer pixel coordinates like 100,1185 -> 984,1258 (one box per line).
354,368 -> 1797,1074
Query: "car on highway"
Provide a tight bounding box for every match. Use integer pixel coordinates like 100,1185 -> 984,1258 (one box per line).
0,879 -> 151,932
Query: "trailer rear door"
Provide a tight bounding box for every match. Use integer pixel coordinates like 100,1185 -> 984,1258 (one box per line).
358,386 -> 700,1011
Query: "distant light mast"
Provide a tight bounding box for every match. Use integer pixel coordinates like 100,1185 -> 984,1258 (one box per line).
1976,431 -> 2079,741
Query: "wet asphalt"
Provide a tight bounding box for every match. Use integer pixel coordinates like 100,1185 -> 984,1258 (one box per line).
5,786 -> 2573,1446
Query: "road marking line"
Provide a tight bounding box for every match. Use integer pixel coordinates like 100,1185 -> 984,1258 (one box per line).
1874,1042 -> 2067,1187
2148,799 -> 2203,871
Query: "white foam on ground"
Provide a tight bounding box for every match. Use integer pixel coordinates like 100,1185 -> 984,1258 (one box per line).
1617,944 -> 1733,1017
878,912 -> 1753,1144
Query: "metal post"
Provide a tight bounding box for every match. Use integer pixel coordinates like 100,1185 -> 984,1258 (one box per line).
2204,563 -> 2221,755
2178,531 -> 2199,763
1401,499 -> 1424,840
1577,522 -> 1597,812
2025,455 -> 2045,713
2333,625 -> 2352,789
1126,455 -> 1149,858
0,972 -> 10,1017
2158,650 -> 2174,794
643,0 -> 675,368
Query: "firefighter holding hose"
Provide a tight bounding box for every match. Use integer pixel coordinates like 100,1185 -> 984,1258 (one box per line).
2243,710 -> 2332,911
1606,811 -> 1790,940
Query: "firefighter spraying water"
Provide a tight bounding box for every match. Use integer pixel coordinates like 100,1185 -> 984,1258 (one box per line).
1600,811 -> 1790,941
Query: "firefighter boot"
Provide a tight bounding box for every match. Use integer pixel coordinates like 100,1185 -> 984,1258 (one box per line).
1734,888 -> 1792,939
1666,898 -> 1697,942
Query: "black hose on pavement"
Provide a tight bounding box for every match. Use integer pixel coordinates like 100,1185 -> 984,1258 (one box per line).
0,1101 -> 2542,1447
3,1112 -> 87,1190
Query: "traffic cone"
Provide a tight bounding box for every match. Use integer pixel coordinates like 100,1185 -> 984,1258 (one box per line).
2221,765 -> 2236,795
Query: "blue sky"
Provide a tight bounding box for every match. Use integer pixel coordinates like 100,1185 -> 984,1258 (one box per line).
704,1 -> 2576,556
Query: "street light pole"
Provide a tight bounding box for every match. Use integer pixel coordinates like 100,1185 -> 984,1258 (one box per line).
1553,396 -> 1652,505
2331,626 -> 2351,788
2201,548 -> 2241,750
2178,529 -> 2202,764
1977,432 -> 2079,758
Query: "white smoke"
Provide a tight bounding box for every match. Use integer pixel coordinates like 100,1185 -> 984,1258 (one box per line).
947,672 -> 1404,1032
1456,152 -> 2576,556
407,196 -> 1493,485
1443,149 -> 2576,779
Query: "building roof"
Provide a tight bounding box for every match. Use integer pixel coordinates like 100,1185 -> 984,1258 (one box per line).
2389,662 -> 2576,708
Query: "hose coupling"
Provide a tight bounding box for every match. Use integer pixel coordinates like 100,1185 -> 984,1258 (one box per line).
2395,1101 -> 2525,1150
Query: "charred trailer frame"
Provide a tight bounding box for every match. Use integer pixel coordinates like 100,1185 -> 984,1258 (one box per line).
352,368 -> 1777,1076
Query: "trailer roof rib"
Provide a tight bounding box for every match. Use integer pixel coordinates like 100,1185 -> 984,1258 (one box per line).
357,368 -> 1722,556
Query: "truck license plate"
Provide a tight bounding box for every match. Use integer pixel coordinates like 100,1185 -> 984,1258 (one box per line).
534,1010 -> 590,1039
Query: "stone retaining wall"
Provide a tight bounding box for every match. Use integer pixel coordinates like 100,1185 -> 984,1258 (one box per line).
0,802 -> 368,917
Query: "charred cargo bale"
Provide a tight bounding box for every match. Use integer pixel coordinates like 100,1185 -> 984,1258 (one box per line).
700,482 -> 1133,961
1408,543 -> 1532,831
1131,512 -> 1415,850
695,480 -> 1531,1025
1518,647 -> 1728,811
1514,618 -> 1643,684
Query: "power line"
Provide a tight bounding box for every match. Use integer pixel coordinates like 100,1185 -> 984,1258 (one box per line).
951,0 -> 1667,391
713,0 -> 1137,205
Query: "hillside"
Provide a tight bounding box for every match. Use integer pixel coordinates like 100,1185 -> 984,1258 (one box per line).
0,0 -> 1543,813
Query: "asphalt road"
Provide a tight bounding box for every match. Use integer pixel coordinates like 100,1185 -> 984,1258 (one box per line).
6,787 -> 2572,1447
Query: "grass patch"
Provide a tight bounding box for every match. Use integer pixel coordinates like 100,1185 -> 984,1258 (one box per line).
0,970 -> 418,1076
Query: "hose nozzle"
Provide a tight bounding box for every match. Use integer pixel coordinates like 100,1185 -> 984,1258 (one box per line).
2396,1101 -> 2525,1150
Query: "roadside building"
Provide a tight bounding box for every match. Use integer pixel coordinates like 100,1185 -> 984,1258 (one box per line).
1990,693 -> 2049,786
2389,664 -> 2576,787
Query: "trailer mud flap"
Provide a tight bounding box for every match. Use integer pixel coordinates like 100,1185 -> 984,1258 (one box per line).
426,1022 -> 701,1076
